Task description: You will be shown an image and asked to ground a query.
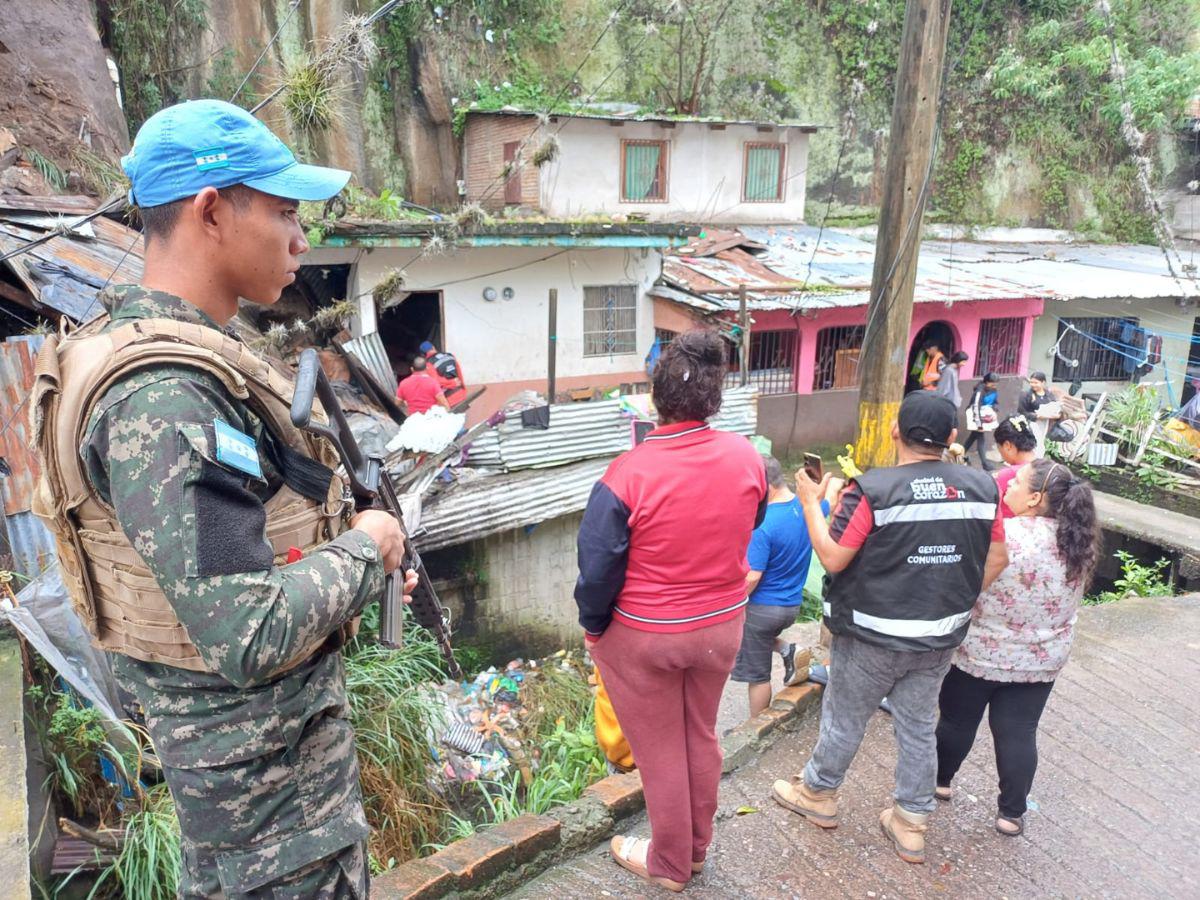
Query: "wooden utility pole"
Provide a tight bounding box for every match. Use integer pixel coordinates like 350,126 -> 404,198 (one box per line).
853,0 -> 953,469
738,283 -> 750,386
547,288 -> 558,401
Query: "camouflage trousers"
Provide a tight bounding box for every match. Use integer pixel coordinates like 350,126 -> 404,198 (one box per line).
164,709 -> 370,898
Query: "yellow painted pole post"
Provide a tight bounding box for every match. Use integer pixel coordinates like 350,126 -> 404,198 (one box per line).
854,0 -> 953,470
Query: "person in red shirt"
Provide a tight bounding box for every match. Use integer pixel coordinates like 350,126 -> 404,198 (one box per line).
395,356 -> 449,415
575,330 -> 767,892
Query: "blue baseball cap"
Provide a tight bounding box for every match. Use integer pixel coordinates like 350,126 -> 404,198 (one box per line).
121,99 -> 351,208
419,341 -> 435,353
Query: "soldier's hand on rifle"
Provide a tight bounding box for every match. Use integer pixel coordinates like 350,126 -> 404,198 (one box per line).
349,510 -> 404,574
402,568 -> 418,605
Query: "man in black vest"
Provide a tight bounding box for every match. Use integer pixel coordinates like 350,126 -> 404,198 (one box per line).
772,392 -> 1008,864
420,340 -> 467,407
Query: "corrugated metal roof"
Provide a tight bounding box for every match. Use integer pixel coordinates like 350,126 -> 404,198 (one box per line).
465,107 -> 822,132
0,336 -> 42,516
416,458 -> 609,552
0,206 -> 143,320
658,225 -> 1200,315
465,387 -> 757,472
2,509 -> 55,579
420,388 -> 759,548
342,332 -> 398,394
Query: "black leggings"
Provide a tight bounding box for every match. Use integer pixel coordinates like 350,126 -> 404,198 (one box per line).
961,430 -> 992,469
935,665 -> 1055,819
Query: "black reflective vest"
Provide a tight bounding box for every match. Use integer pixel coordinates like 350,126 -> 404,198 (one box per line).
429,351 -> 459,382
824,461 -> 999,652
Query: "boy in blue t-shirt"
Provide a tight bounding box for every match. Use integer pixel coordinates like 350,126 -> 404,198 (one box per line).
731,456 -> 838,717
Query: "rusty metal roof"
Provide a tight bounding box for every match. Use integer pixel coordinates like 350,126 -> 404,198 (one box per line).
0,336 -> 42,516
0,201 -> 143,320
655,225 -> 1200,315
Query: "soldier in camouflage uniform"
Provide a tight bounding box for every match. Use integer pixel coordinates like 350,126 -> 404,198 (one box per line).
76,101 -> 408,897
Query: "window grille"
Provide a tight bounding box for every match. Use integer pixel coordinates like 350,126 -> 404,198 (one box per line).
813,325 -> 864,390
583,285 -> 638,356
975,317 -> 1025,375
743,143 -> 785,202
621,141 -> 668,202
1054,317 -> 1138,381
725,329 -> 797,393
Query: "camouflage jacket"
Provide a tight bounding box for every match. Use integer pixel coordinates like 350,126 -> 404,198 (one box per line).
81,285 -> 384,771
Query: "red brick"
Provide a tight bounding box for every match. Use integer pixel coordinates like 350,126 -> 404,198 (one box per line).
425,831 -> 515,889
771,682 -> 822,713
371,858 -> 455,899
747,705 -> 792,739
488,814 -> 561,863
584,770 -> 644,818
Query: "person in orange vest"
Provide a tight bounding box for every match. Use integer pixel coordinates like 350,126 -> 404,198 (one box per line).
420,340 -> 467,407
920,343 -> 945,390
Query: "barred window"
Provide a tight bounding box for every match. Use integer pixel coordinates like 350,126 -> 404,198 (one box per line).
583,285 -> 638,356
813,325 -> 864,390
726,330 -> 797,394
1054,316 -> 1137,381
975,317 -> 1025,375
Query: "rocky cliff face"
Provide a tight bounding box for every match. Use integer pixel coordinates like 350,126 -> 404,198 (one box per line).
0,0 -> 129,193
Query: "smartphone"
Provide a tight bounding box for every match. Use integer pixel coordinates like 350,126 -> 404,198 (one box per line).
803,452 -> 823,481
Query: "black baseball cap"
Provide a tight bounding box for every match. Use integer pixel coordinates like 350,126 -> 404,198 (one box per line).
899,391 -> 957,449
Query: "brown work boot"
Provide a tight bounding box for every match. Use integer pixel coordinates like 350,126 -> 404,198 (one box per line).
772,777 -> 839,828
879,803 -> 928,864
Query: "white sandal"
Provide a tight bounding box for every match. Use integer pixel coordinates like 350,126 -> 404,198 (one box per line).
609,835 -> 687,892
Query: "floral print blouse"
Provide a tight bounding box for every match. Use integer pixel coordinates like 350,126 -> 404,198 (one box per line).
955,516 -> 1083,683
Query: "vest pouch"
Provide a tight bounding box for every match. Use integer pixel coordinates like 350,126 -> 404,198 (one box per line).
263,485 -> 336,560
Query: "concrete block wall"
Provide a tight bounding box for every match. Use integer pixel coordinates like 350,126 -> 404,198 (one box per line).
463,115 -> 543,211
475,512 -> 583,649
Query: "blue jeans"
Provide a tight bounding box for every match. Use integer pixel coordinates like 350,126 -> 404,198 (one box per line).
804,633 -> 954,814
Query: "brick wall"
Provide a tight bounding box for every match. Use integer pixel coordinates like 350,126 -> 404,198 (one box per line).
474,512 -> 582,648
463,114 -> 543,211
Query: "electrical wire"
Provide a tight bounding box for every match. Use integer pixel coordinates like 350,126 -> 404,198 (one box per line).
230,0 -> 303,104
472,2 -> 633,208
858,0 -> 989,351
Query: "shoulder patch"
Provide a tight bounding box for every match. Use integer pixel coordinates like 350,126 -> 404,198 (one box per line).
214,419 -> 263,479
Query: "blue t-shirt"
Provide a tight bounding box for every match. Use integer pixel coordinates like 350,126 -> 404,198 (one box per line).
747,497 -> 828,606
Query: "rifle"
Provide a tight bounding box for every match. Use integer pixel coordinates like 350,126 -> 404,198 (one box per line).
290,348 -> 462,679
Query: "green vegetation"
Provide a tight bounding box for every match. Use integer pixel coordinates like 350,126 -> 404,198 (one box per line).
106,0 -> 207,132
89,785 -> 181,900
24,148 -> 68,192
1086,550 -> 1174,605
344,623 -> 451,868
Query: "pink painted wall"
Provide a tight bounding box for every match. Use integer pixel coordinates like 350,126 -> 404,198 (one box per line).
747,297 -> 1044,395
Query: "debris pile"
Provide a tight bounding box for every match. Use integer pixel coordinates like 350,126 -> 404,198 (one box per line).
430,650 -> 591,787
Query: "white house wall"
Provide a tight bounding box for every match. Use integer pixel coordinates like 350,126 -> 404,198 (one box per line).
311,245 -> 663,421
538,119 -> 809,224
1030,297 -> 1200,404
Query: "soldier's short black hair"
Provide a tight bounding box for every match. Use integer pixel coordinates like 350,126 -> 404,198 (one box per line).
138,184 -> 255,244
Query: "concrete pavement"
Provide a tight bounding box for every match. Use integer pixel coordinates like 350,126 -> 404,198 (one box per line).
506,595 -> 1200,899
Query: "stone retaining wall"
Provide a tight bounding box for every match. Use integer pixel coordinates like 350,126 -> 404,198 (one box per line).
374,682 -> 823,899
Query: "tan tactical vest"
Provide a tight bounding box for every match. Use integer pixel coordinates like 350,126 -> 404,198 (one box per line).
31,315 -> 349,673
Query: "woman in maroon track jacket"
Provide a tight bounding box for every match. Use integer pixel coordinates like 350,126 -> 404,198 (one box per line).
575,330 -> 767,891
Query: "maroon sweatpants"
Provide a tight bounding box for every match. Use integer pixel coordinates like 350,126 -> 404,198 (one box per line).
590,614 -> 744,884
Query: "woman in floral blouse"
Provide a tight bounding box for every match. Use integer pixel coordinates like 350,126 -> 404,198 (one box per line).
934,459 -> 1099,836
